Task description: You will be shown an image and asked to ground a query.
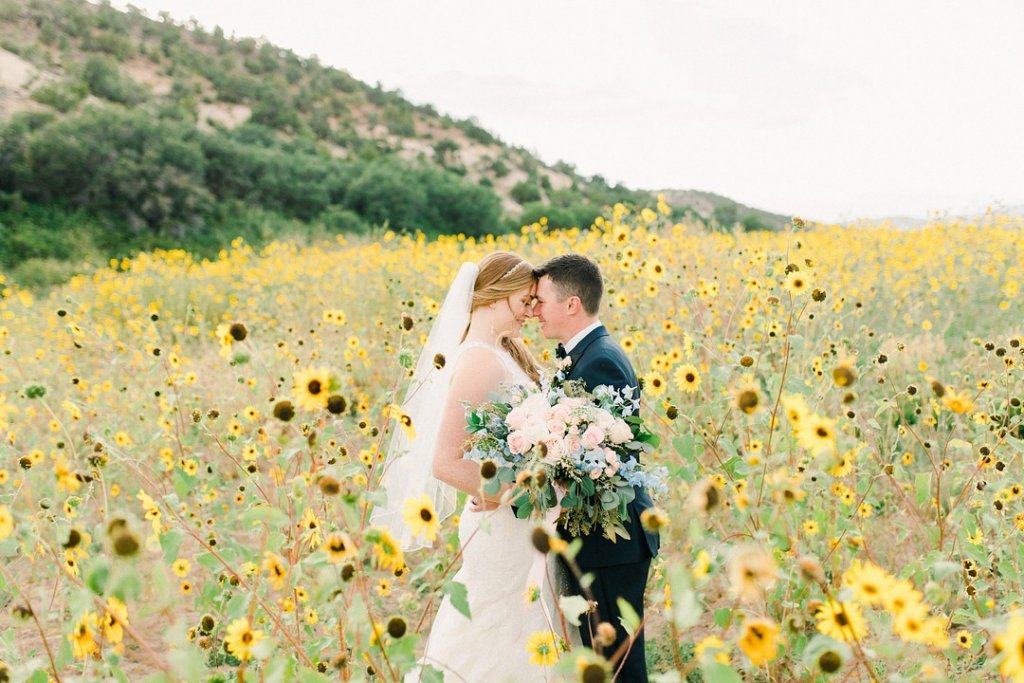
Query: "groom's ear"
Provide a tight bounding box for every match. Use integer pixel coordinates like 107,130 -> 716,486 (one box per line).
565,295 -> 582,314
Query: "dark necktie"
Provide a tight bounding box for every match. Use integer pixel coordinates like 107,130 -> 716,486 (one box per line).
555,343 -> 567,359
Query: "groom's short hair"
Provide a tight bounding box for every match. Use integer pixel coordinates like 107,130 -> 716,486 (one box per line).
535,254 -> 603,315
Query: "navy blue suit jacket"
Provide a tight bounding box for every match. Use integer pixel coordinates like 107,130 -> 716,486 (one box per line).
558,325 -> 660,568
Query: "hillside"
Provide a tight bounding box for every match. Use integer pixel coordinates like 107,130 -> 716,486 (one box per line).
0,0 -> 789,282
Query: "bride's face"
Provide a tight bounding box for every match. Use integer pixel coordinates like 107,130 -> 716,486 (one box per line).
502,283 -> 537,337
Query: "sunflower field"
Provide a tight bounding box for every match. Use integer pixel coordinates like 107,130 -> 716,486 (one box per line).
1,202 -> 1023,682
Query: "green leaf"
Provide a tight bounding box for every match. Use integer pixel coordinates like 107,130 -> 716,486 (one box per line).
713,607 -> 732,628
616,597 -> 640,637
168,645 -> 207,681
29,671 -> 51,683
160,529 -> 185,563
444,581 -> 472,620
558,595 -> 591,626
240,505 -> 289,528
673,434 -> 695,461
932,560 -> 961,581
581,477 -> 596,496
700,662 -> 743,683
420,665 -> 445,683
86,559 -> 110,595
915,472 -> 930,506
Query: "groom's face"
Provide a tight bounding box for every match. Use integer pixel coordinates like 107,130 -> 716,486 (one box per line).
532,276 -> 573,341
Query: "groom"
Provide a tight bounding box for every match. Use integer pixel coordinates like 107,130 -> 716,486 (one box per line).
532,254 -> 659,682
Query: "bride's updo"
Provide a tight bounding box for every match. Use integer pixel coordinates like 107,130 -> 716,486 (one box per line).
468,252 -> 542,384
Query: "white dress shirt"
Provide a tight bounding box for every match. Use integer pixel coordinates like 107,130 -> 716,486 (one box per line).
564,320 -> 602,353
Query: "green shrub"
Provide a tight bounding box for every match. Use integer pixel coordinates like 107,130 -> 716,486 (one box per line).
491,158 -> 510,178
30,79 -> 88,112
510,180 -> 541,205
82,56 -> 148,105
384,104 -> 415,137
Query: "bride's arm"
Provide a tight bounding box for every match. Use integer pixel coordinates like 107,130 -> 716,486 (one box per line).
431,349 -> 507,496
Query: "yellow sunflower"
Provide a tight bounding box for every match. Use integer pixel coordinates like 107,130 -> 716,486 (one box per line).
525,630 -> 560,667
737,617 -> 780,666
815,599 -> 867,643
224,618 -> 264,661
673,364 -> 701,394
292,366 -> 333,412
402,494 -> 440,543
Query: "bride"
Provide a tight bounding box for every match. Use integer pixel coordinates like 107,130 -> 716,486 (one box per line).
373,252 -> 562,682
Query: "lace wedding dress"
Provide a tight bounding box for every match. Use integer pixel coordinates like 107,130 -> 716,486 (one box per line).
414,341 -> 562,683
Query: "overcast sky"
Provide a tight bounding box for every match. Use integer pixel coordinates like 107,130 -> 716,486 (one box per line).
120,1 -> 1024,222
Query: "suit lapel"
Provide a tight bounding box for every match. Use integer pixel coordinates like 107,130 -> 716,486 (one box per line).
567,326 -> 608,377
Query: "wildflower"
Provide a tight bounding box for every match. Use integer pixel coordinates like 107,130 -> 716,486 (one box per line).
102,597 -> 128,644
293,366 -> 333,412
272,400 -> 295,422
325,532 -> 356,564
370,526 -> 405,572
727,545 -> 778,602
387,616 -> 407,638
673,364 -> 701,394
262,552 -> 288,590
737,617 -> 780,666
643,371 -> 667,397
942,389 -> 975,414
70,612 -> 100,660
326,394 -> 347,414
695,634 -> 730,665
842,560 -> 892,606
956,630 -> 972,649
882,578 -> 925,617
526,630 -> 560,667
0,505 -> 12,540
832,362 -> 857,387
640,507 -> 669,532
402,494 -> 439,542
780,393 -> 809,427
798,414 -> 837,457
734,385 -> 761,415
224,618 -> 264,661
815,599 -> 867,642
172,558 -> 190,577
782,270 -> 810,295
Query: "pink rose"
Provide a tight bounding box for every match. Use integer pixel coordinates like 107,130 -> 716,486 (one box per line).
608,419 -> 632,444
546,419 -> 566,436
542,438 -> 564,463
507,431 -> 529,454
604,465 -> 618,477
506,406 -> 527,430
596,410 -> 616,430
581,424 -> 606,450
589,468 -> 602,480
563,433 -> 582,453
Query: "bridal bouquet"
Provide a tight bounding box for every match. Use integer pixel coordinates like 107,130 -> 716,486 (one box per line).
463,370 -> 665,540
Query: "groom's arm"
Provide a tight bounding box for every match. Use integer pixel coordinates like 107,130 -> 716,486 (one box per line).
576,353 -> 637,394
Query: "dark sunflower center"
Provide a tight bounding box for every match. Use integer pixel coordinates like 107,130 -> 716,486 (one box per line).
420,509 -> 433,522
835,612 -> 849,627
686,373 -> 695,382
242,632 -> 253,643
308,380 -> 322,395
817,427 -> 829,438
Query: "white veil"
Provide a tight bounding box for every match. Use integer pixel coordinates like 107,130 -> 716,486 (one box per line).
371,261 -> 479,551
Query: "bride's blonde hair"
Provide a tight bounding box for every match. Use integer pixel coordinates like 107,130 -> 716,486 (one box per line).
466,251 -> 542,384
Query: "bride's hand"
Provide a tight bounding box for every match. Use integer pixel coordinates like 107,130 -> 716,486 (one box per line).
469,495 -> 502,512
